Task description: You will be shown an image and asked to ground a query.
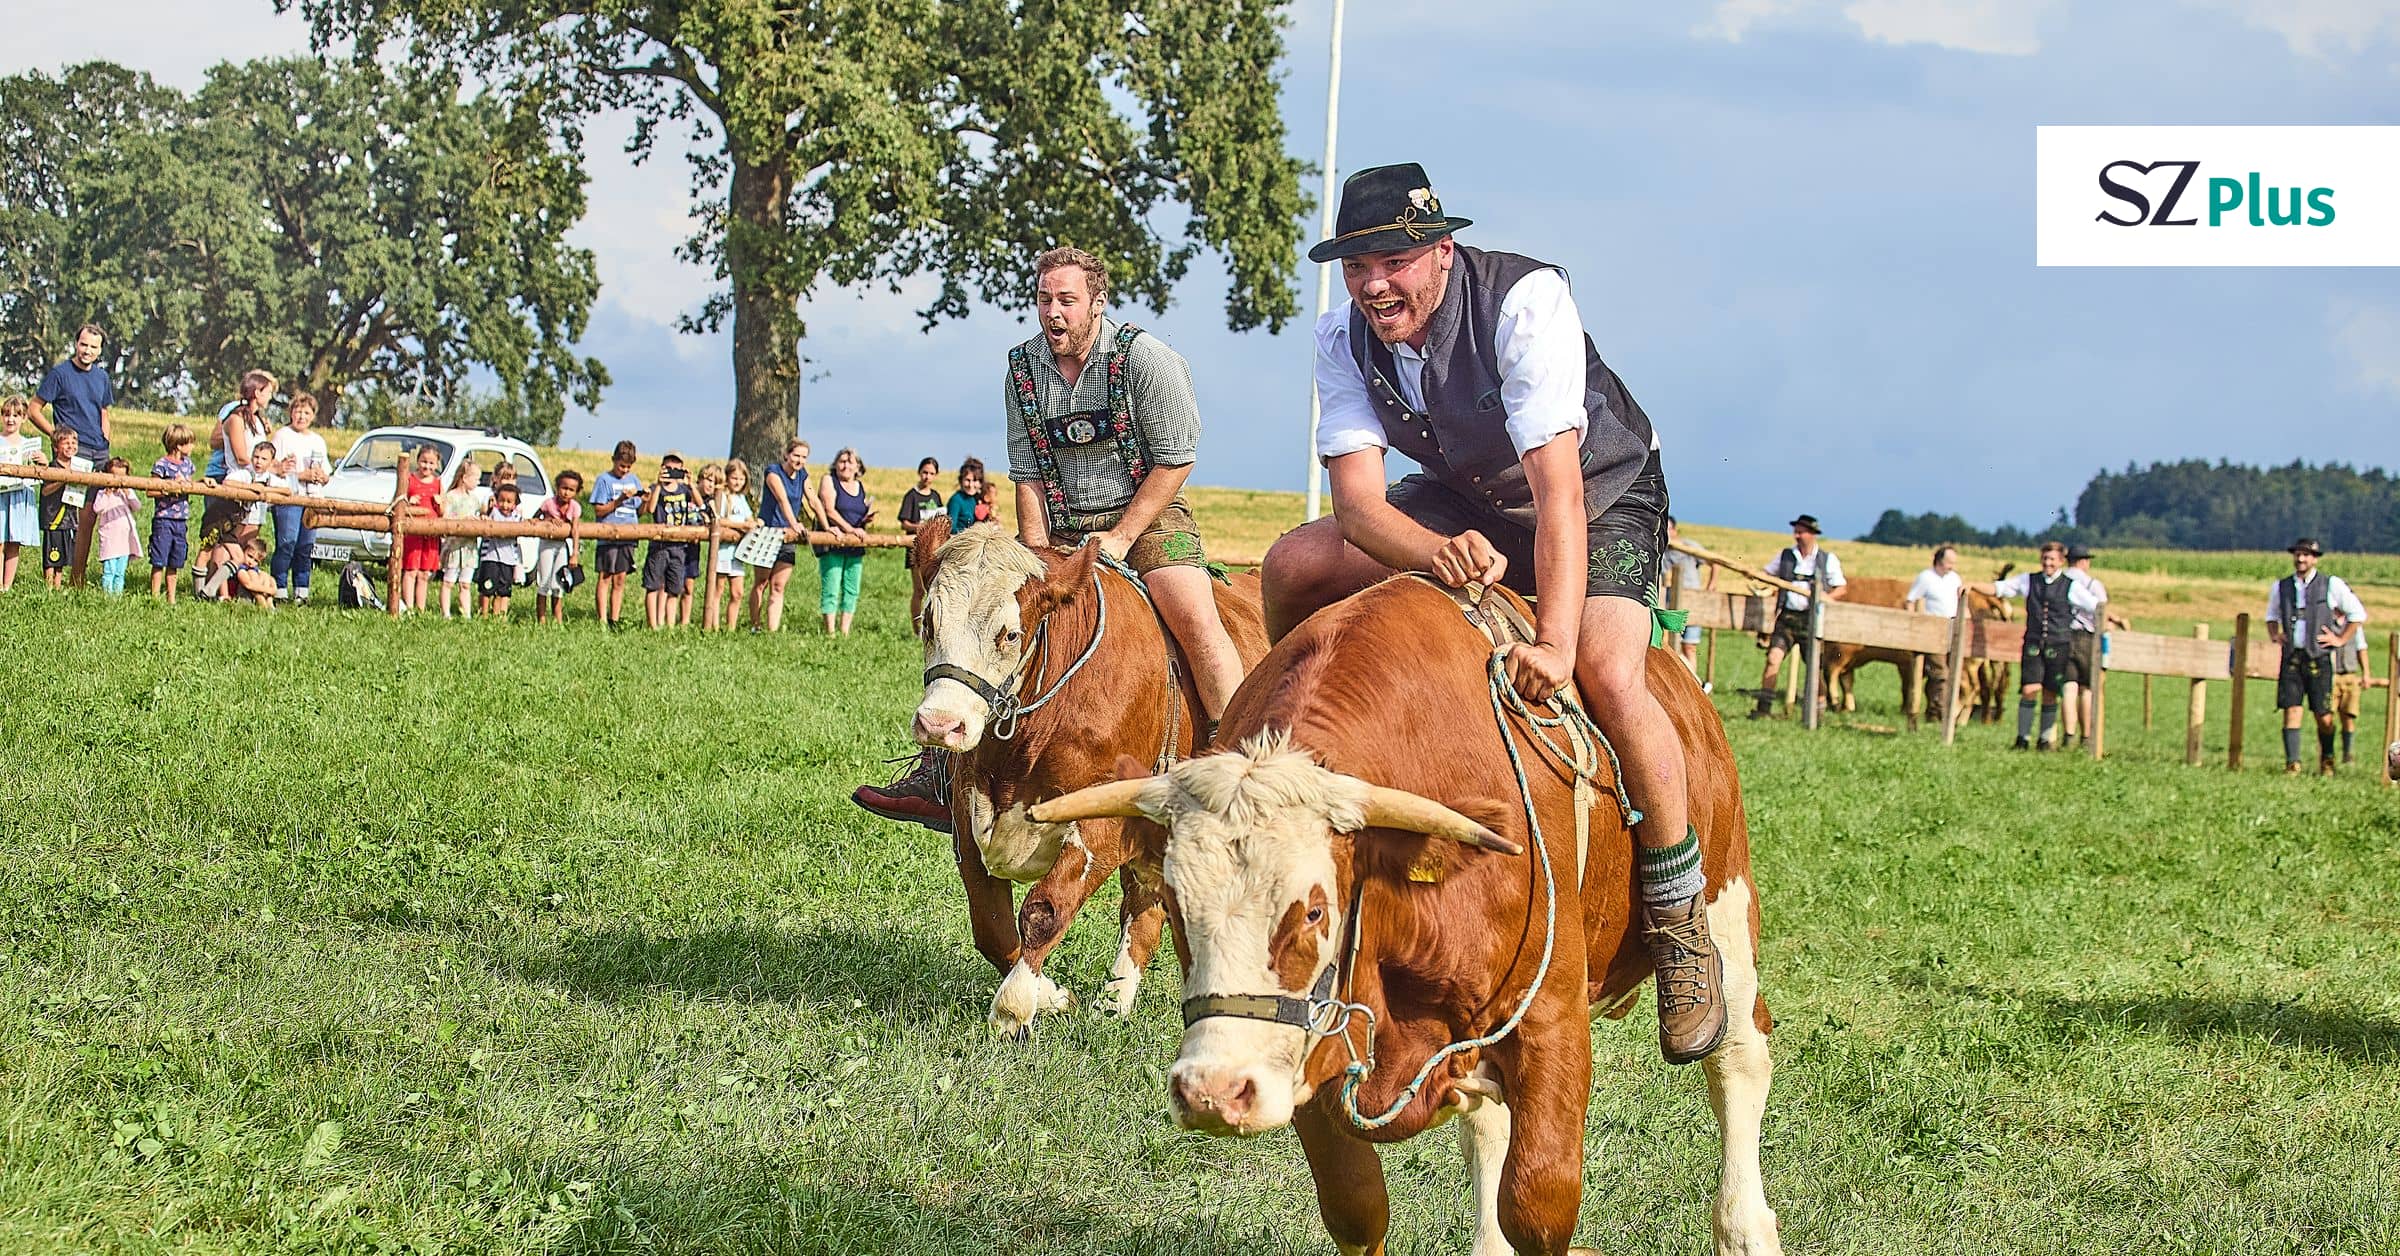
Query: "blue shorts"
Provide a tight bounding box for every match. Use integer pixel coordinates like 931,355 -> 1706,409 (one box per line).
148,517 -> 189,570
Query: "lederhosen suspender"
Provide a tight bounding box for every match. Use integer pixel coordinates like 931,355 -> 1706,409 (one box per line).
1010,324 -> 1150,535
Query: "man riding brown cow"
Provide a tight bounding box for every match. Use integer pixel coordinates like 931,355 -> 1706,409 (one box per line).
855,246 -> 1249,831
1259,163 -> 1726,1064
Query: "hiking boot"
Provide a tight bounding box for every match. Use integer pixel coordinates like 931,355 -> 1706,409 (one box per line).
2320,754 -> 2337,777
2284,761 -> 2302,776
2012,737 -> 2030,751
852,749 -> 955,834
1642,894 -> 1727,1065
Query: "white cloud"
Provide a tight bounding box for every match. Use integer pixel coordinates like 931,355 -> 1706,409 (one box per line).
1695,0 -> 2059,54
2329,299 -> 2400,401
1698,0 -> 1814,42
2192,0 -> 2400,57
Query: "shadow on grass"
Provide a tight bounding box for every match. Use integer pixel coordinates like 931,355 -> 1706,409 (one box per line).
2034,993 -> 2400,1063
499,919 -> 980,1019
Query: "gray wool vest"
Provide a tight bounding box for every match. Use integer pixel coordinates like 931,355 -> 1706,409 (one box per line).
2277,574 -> 2334,658
1348,245 -> 1655,530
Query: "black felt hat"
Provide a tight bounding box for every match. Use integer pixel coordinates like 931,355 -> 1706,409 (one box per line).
1307,163 -> 1473,263
2289,537 -> 2323,556
2067,544 -> 2095,561
1789,515 -> 1822,534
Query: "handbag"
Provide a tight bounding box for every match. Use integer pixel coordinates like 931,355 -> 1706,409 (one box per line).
732,524 -> 787,568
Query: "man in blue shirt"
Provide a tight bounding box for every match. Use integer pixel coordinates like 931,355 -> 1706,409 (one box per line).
30,324 -> 114,584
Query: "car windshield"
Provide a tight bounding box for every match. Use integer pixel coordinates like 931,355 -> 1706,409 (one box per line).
340,434 -> 455,475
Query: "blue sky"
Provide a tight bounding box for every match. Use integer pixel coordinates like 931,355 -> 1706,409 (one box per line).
15,0 -> 2400,535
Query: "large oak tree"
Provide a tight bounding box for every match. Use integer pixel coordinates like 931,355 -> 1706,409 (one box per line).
285,0 -> 1309,469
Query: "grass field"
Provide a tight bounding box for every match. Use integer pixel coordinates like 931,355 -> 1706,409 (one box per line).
4,559 -> 2398,1255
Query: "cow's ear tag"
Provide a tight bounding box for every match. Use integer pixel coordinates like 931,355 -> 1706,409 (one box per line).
1407,853 -> 1446,883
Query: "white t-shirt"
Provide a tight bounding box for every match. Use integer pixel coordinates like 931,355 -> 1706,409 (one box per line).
2066,568 -> 2108,632
1907,568 -> 1963,618
270,427 -> 331,497
224,467 -> 279,524
1313,268 -> 1604,463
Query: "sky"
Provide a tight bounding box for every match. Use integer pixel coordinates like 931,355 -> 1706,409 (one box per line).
10,0 -> 2400,536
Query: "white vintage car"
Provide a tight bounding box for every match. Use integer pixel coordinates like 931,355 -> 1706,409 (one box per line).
307,425 -> 553,577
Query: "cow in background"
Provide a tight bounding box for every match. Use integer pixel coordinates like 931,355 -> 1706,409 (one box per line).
1823,575 -> 2013,730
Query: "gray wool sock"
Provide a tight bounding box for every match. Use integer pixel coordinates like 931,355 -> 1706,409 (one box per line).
1638,826 -> 1707,908
2283,727 -> 2302,765
2017,699 -> 2037,741
2038,702 -> 2059,743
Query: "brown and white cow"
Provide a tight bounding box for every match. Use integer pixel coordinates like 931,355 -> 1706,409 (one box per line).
1822,575 -> 2012,729
908,516 -> 1269,1038
1038,577 -> 1780,1256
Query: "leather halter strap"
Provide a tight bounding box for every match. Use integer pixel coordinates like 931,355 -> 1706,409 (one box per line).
1180,963 -> 1341,1031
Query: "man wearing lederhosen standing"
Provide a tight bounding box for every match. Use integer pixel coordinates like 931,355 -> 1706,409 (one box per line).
2266,537 -> 2366,776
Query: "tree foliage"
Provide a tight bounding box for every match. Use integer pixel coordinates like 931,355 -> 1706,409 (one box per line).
0,58 -> 605,430
285,0 -> 1311,468
1865,459 -> 2400,553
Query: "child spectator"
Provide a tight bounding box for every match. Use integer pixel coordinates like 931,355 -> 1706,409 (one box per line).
39,428 -> 82,589
437,459 -> 484,618
642,451 -> 697,630
532,468 -> 584,625
946,457 -> 989,533
267,392 -> 332,603
392,443 -> 444,612
0,395 -> 40,591
90,457 -> 140,594
590,440 -> 643,629
196,535 -> 277,608
477,482 -> 525,617
814,447 -> 873,636
898,456 -> 942,569
705,460 -> 754,630
223,440 -> 286,550
147,424 -> 196,601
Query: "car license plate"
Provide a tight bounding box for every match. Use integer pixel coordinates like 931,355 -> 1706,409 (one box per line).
310,543 -> 352,563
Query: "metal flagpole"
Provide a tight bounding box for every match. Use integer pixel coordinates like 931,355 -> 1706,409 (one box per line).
1303,0 -> 1345,521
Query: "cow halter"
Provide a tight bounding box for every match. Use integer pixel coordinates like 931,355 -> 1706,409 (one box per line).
920,563 -> 1109,741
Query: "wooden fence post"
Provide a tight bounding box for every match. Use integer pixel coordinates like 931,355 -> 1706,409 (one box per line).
1801,582 -> 1824,731
2227,612 -> 2250,772
2185,623 -> 2208,767
2384,630 -> 2398,787
387,506 -> 405,619
1704,620 -> 1718,694
2089,601 -> 2107,762
1941,600 -> 1967,748
2143,674 -> 2153,730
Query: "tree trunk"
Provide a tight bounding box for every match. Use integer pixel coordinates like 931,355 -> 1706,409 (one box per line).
727,145 -> 801,471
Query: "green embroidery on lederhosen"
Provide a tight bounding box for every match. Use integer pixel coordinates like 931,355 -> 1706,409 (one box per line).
1160,532 -> 1203,562
1590,535 -> 1651,592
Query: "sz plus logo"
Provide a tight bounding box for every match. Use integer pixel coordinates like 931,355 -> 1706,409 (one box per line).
2036,127 -> 2400,267
2094,161 -> 2335,228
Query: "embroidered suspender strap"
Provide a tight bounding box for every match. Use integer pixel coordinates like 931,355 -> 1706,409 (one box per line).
1008,342 -> 1069,529
1103,323 -> 1151,485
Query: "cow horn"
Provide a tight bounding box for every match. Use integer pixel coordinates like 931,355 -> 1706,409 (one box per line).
1030,777 -> 1156,824
1357,786 -> 1525,856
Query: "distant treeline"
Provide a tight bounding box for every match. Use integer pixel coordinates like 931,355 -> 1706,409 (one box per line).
1864,459 -> 2400,554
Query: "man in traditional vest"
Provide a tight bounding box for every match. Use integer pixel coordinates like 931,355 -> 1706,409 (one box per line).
1986,540 -> 2097,750
2265,537 -> 2366,776
852,246 -> 1246,831
1750,515 -> 1847,721
1259,163 -> 1725,1065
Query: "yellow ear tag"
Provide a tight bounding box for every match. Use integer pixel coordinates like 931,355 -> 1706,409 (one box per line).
1407,852 -> 1446,883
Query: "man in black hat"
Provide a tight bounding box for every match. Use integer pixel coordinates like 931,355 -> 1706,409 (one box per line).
1261,162 -> 1724,1064
2060,544 -> 2127,747
1750,514 -> 1846,721
2265,537 -> 2366,776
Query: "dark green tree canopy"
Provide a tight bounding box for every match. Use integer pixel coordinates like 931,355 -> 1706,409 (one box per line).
0,57 -> 605,436
286,0 -> 1309,468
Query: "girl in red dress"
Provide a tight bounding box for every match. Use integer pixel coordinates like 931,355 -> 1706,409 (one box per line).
393,443 -> 445,611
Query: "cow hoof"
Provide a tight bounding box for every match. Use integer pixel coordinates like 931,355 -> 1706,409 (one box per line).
990,961 -> 1074,1039
1093,976 -> 1139,1018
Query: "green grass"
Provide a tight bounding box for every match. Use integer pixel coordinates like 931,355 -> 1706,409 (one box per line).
6,522 -> 2400,1253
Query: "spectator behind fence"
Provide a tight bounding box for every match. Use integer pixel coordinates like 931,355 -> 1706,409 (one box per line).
148,425 -> 196,602
31,327 -> 112,583
2266,537 -> 2366,777
393,443 -> 444,613
0,396 -> 40,591
704,461 -> 754,631
268,393 -> 332,604
590,440 -> 644,630
946,457 -> 990,533
477,482 -> 525,618
751,439 -> 811,633
1748,514 -> 1845,720
437,459 -> 484,618
1661,516 -> 1715,680
643,452 -> 699,630
1905,545 -> 1965,730
91,457 -> 139,595
2061,545 -> 2128,748
39,428 -> 82,589
2332,604 -> 2371,766
198,371 -> 277,558
224,440 -> 289,550
531,467 -> 584,625
897,456 -> 942,568
815,447 -> 873,636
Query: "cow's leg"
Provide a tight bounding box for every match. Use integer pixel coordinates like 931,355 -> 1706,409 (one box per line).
1488,1016 -> 1589,1255
953,830 -> 1021,978
991,831 -> 1109,1039
1294,1100 -> 1391,1256
1096,863 -> 1166,1018
1699,876 -> 1782,1256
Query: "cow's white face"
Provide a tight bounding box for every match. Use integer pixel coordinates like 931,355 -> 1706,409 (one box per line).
1140,741 -> 1370,1137
913,527 -> 1049,752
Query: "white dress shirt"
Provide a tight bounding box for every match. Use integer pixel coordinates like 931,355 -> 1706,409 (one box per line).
2264,571 -> 2367,626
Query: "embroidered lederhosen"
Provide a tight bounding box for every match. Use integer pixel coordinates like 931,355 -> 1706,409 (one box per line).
1009,324 -> 1150,536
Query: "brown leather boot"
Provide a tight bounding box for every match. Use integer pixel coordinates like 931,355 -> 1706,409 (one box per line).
851,749 -> 955,834
1643,894 -> 1728,1065
2320,754 -> 2337,777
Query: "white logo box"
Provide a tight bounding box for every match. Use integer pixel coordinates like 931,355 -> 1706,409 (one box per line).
2036,125 -> 2400,266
